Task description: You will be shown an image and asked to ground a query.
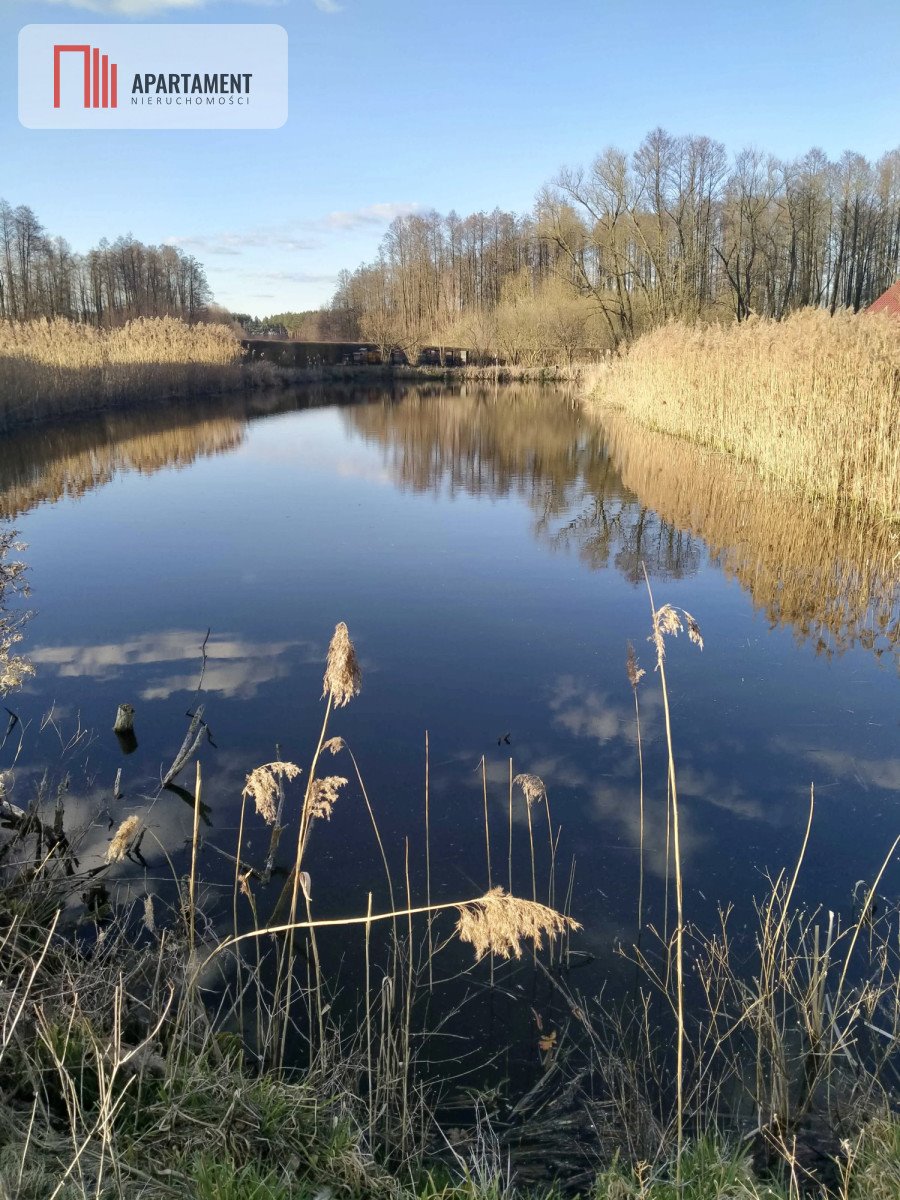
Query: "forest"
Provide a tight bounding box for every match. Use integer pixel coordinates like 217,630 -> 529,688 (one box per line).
313,129 -> 900,363
0,199 -> 212,326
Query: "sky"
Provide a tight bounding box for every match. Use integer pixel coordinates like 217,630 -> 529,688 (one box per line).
2,0 -> 899,315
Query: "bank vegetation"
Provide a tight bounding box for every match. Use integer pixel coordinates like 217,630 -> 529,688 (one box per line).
592,309 -> 900,519
0,316 -> 242,430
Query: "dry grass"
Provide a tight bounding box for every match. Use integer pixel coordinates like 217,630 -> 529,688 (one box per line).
455,886 -> 578,962
594,309 -> 900,517
0,316 -> 242,429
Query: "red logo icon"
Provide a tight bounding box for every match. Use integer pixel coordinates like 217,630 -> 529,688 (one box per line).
53,44 -> 118,109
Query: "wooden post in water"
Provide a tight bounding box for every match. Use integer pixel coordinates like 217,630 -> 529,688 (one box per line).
113,703 -> 135,734
113,704 -> 137,754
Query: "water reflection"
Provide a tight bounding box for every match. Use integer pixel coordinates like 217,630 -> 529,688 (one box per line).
344,386 -> 703,582
2,380 -> 898,1071
30,630 -> 318,700
344,385 -> 898,662
2,382 -> 896,668
0,406 -> 246,520
596,407 -> 899,663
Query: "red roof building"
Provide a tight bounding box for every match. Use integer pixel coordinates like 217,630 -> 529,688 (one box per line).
867,280 -> 900,316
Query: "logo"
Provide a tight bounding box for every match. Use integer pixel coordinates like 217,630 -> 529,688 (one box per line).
53,44 -> 118,109
20,25 -> 288,130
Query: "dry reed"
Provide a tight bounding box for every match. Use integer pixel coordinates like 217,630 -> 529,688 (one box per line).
594,309 -> 900,518
626,641 -> 646,930
308,775 -> 348,820
105,815 -> 139,863
242,761 -> 301,824
643,570 -> 705,1182
208,887 -> 580,969
0,316 -> 241,430
455,886 -> 579,962
322,620 -> 362,708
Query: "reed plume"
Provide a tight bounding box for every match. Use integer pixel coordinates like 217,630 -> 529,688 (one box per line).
106,815 -> 140,863
455,887 -> 580,962
514,772 -> 549,904
626,640 -> 645,690
308,775 -> 347,821
242,761 -> 301,824
323,622 -> 361,708
650,604 -> 704,662
513,773 -> 547,806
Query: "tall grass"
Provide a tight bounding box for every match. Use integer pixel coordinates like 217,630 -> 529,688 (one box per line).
593,309 -> 900,518
0,316 -> 242,430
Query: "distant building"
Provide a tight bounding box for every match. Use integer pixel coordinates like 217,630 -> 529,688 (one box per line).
866,280 -> 900,317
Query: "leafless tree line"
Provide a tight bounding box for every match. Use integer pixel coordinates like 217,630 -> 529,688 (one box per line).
330,129 -> 900,356
0,200 -> 211,326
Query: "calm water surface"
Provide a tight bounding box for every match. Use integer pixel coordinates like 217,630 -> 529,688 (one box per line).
3,382 -> 899,1044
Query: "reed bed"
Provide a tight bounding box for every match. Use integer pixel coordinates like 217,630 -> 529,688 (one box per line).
392,361 -> 607,386
596,406 -> 899,660
0,316 -> 242,430
594,309 -> 900,518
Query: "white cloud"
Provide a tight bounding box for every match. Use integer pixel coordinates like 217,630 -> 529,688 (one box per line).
313,0 -> 342,12
250,269 -> 338,283
323,202 -> 419,230
168,204 -> 419,258
168,229 -> 321,256
778,741 -> 900,793
41,0 -> 282,15
548,673 -> 661,749
44,0 -> 213,14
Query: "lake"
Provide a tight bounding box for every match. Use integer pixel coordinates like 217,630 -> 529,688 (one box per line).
2,381 -> 898,1086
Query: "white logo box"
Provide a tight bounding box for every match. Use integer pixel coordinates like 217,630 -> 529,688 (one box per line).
19,24 -> 288,130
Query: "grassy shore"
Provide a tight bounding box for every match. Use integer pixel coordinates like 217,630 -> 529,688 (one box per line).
244,358 -> 599,388
0,315 -> 601,432
0,317 -> 242,431
591,309 -> 900,519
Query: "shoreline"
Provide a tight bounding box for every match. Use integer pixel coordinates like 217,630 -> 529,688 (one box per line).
0,358 -> 601,436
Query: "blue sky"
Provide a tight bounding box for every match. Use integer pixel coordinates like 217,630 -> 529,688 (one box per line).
3,0 -> 899,315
